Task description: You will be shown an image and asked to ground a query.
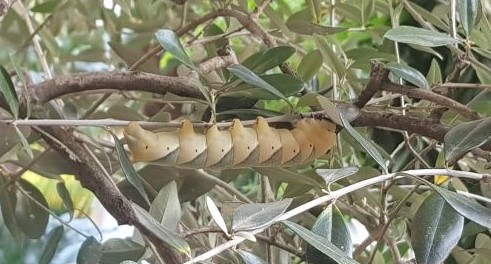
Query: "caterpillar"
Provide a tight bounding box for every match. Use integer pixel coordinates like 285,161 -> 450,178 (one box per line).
123,117 -> 336,169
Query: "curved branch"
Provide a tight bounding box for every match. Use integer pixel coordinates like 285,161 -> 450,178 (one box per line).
27,71 -> 204,105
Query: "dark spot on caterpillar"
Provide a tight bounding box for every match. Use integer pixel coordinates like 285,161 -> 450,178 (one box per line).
167,146 -> 170,150
309,144 -> 313,148
145,145 -> 149,149
221,149 -> 224,152
271,146 -> 274,150
247,146 -> 250,150
293,149 -> 296,153
195,149 -> 198,153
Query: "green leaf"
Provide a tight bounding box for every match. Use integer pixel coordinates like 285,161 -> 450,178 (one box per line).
298,49 -> 323,82
384,26 -> 459,47
458,0 -> 480,37
307,206 -> 353,263
39,226 -> 64,264
206,196 -> 229,235
0,176 -> 23,244
132,203 -> 191,255
14,125 -> 33,159
444,117 -> 491,165
411,192 -> 464,264
155,29 -> 197,70
237,250 -> 268,264
316,167 -> 359,184
100,238 -> 145,264
386,62 -> 430,89
255,167 -> 320,186
316,95 -> 342,125
426,59 -> 442,86
249,46 -> 296,74
0,65 -> 19,118
286,9 -> 345,36
314,36 -> 346,78
409,176 -> 491,229
232,199 -> 292,232
340,113 -> 388,173
15,180 -> 49,239
31,0 -> 61,13
283,220 -> 358,264
149,181 -> 181,231
227,64 -> 291,105
56,181 -> 74,220
110,131 -> 151,206
77,236 -> 102,264
223,73 -> 303,100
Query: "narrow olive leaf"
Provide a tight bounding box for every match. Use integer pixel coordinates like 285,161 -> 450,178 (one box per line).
227,64 -> 291,105
149,181 -> 181,231
307,206 -> 353,263
384,26 -> 459,47
77,236 -> 102,264
426,59 -> 442,86
155,29 -> 197,71
340,113 -> 388,173
14,125 -> 33,159
252,46 -> 296,74
411,192 -> 464,264
206,196 -> 229,236
109,130 -> 150,206
231,199 -> 292,232
298,49 -> 323,82
444,117 -> 491,165
56,181 -> 74,220
15,180 -> 49,239
283,220 -> 358,264
316,167 -> 359,184
234,231 -> 257,242
100,238 -> 145,264
0,65 -> 19,118
224,73 -> 303,100
314,36 -> 345,78
255,167 -> 320,186
39,226 -> 64,264
132,203 -> 191,254
237,250 -> 268,264
31,0 -> 61,13
316,95 -> 342,125
458,0 -> 480,37
386,62 -> 430,89
286,9 -> 345,36
0,177 -> 23,244
408,175 -> 491,229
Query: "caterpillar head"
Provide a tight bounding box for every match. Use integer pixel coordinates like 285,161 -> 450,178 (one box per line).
124,122 -> 176,162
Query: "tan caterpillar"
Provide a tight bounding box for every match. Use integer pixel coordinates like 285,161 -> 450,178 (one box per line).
123,117 -> 336,169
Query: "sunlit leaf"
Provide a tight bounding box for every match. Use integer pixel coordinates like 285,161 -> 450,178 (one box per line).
232,199 -> 292,232
411,192 -> 464,264
298,49 -> 323,82
283,220 -> 358,264
14,125 -> 33,159
31,0 -> 61,13
444,117 -> 491,165
384,26 -> 459,47
57,181 -> 74,220
206,196 -> 229,236
386,62 -> 430,89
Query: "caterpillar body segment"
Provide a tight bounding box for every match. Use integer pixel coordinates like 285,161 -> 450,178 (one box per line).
123,117 -> 336,168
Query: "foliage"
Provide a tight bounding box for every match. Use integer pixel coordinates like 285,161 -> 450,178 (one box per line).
1,0 -> 491,263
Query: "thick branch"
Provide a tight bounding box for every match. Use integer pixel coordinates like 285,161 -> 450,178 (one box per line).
27,71 -> 204,105
353,63 -> 389,109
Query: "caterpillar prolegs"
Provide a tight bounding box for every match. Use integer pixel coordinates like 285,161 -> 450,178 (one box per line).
124,117 -> 336,169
